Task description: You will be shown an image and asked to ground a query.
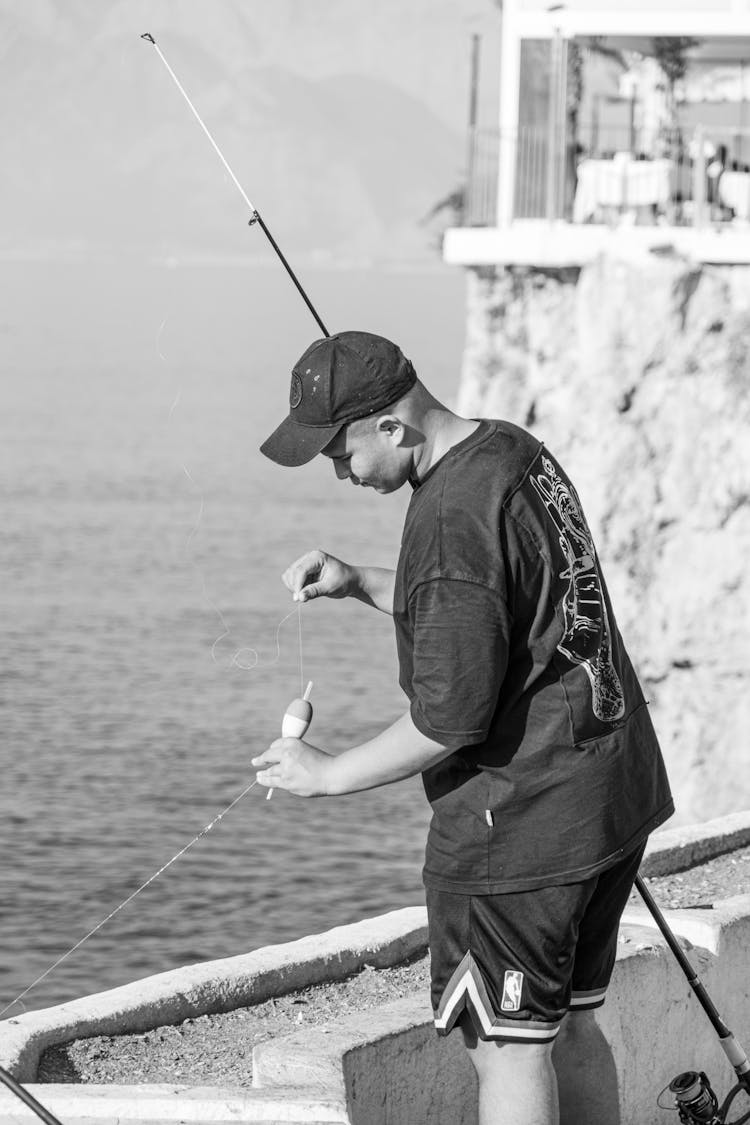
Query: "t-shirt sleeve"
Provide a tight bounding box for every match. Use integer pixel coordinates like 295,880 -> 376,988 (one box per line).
407,577 -> 510,749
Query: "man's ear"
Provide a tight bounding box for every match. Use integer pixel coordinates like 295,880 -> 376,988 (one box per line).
375,415 -> 405,444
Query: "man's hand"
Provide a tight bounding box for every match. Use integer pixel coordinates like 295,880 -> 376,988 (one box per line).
282,549 -> 354,603
256,711 -> 453,798
282,549 -> 396,614
252,738 -> 332,796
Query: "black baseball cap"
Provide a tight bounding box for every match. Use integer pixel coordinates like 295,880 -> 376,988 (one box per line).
260,331 -> 417,467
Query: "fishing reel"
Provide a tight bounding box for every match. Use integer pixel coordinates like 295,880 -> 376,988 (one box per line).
667,1071 -> 721,1124
663,1070 -> 750,1125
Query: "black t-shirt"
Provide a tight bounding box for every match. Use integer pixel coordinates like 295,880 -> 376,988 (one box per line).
393,419 -> 673,894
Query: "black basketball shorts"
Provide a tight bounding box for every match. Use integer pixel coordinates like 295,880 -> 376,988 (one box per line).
426,842 -> 646,1044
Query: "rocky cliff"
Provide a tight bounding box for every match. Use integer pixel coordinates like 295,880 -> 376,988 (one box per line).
458,252 -> 750,825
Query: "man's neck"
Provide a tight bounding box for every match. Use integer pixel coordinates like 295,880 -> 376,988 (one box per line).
412,411 -> 480,482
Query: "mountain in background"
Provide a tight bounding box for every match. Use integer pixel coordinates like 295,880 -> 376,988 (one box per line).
0,0 -> 499,262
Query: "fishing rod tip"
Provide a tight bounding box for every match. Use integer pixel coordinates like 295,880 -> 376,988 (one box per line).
141,32 -> 156,44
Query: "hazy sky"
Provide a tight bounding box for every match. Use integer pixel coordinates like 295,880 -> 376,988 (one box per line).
1,0 -> 500,261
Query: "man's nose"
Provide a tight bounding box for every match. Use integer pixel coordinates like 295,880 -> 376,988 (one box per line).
333,459 -> 351,481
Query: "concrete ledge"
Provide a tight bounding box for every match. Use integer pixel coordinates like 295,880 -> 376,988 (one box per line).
642,810 -> 750,876
5,892 -> 750,1125
0,1083 -> 349,1122
443,221 -> 750,267
0,907 -> 427,1083
258,897 -> 750,1125
254,994 -> 472,1125
3,815 -> 750,1122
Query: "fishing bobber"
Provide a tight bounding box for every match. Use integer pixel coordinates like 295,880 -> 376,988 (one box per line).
281,681 -> 314,738
267,681 -> 313,800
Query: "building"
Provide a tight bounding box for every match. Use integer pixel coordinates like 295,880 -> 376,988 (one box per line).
446,0 -> 750,267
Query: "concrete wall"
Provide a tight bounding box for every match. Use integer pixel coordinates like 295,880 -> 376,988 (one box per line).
253,894 -> 750,1125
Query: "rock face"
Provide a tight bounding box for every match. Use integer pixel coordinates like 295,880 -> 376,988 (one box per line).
457,253 -> 750,825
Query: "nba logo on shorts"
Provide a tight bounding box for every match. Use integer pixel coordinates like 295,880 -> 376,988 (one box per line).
501,970 -> 524,1012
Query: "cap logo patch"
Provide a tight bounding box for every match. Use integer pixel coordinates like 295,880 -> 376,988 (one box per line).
290,373 -> 303,409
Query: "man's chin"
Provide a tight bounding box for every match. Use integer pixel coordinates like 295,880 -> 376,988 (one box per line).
355,476 -> 403,494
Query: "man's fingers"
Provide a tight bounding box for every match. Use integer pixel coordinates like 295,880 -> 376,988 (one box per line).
253,738 -> 326,798
254,758 -> 282,786
283,552 -> 320,581
253,737 -> 294,772
295,582 -> 321,602
287,568 -> 320,600
282,550 -> 326,599
251,745 -> 282,767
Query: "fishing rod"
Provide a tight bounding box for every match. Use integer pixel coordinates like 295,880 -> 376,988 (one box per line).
636,874 -> 750,1123
140,33 -> 330,339
0,1063 -> 63,1125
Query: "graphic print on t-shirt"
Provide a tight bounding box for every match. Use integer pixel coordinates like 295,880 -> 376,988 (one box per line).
530,455 -> 625,722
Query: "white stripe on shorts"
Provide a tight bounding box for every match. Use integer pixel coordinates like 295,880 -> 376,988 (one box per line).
569,987 -> 607,1009
434,955 -> 560,1042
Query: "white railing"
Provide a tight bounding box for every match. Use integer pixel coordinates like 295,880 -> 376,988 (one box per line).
464,124 -> 750,227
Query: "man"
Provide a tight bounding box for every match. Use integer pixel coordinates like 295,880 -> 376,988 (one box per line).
253,330 -> 673,1125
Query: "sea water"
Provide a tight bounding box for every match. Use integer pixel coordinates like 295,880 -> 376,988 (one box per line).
0,258 -> 465,1012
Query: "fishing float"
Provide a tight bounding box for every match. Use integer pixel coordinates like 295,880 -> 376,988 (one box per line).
268,681 -> 314,800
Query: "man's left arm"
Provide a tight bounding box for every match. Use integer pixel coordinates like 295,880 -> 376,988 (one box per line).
253,576 -> 510,798
252,710 -> 453,797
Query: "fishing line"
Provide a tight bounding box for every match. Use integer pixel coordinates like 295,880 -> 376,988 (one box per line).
0,600 -> 306,1019
1,34 -> 325,1120
298,601 -> 304,696
1,377 -> 308,1019
178,458 -> 262,672
0,778 -> 259,1022
1,368 -> 308,1021
141,32 -> 330,338
158,316 -> 172,369
158,318 -> 300,674
212,605 -> 301,671
0,604 -> 305,1023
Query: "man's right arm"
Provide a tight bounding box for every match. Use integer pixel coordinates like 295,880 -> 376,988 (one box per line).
282,549 -> 395,615
348,565 -> 395,614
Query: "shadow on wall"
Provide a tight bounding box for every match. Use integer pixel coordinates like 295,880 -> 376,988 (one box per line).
555,1012 -> 622,1125
343,1012 -> 621,1125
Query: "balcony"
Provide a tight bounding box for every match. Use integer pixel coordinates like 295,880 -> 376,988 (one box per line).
449,122 -> 750,267
450,8 -> 750,268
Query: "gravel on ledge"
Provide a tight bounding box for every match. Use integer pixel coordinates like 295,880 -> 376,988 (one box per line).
37,845 -> 750,1088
